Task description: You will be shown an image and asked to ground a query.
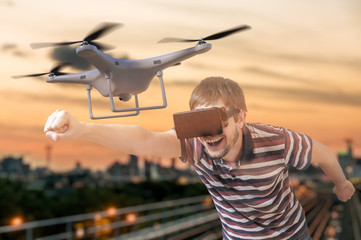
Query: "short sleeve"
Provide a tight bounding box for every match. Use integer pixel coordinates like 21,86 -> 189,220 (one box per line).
284,129 -> 313,170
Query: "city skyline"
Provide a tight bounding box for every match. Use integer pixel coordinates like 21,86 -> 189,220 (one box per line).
0,0 -> 360,171
0,153 -> 198,190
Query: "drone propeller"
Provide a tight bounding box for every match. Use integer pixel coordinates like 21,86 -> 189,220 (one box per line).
157,25 -> 251,43
12,63 -> 70,79
30,22 -> 123,50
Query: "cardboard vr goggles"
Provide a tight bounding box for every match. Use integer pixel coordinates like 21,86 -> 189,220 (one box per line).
173,107 -> 240,161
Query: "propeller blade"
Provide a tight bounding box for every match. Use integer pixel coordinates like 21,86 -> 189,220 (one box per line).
30,22 -> 123,49
50,62 -> 70,74
12,72 -> 49,79
203,25 -> 251,41
12,63 -> 70,79
83,22 -> 123,42
157,37 -> 199,43
89,41 -> 116,51
54,72 -> 69,76
30,41 -> 83,49
158,25 -> 251,43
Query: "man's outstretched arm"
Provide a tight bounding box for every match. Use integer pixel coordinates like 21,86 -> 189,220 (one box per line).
44,109 -> 182,158
311,139 -> 355,202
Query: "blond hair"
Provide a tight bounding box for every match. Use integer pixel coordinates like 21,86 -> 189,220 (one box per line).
189,76 -> 247,111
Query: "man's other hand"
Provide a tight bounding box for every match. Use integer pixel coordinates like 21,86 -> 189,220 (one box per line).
333,180 -> 355,202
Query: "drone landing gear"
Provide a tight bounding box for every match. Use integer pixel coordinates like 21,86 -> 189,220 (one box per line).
86,70 -> 168,119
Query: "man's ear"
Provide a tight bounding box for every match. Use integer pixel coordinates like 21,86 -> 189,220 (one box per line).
237,112 -> 247,128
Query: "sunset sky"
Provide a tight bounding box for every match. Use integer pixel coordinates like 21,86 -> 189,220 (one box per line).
0,0 -> 360,172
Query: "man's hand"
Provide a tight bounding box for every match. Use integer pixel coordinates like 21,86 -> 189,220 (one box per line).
333,180 -> 355,202
44,109 -> 84,141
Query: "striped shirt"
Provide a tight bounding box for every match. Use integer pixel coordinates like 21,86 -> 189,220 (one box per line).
183,122 -> 313,240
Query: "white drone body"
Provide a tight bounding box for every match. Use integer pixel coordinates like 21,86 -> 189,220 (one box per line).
46,43 -> 211,119
14,23 -> 250,119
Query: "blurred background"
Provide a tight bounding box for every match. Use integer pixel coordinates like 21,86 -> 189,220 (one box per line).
0,0 -> 360,239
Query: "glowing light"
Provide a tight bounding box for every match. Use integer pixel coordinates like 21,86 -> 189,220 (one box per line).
75,228 -> 85,238
203,196 -> 213,206
10,217 -> 23,226
94,213 -> 102,221
107,207 -> 117,217
125,213 -> 138,224
177,176 -> 187,185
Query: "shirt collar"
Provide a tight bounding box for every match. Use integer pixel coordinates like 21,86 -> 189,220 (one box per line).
240,124 -> 254,162
206,124 -> 254,173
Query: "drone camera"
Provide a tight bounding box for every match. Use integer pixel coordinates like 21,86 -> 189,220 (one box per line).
118,94 -> 132,102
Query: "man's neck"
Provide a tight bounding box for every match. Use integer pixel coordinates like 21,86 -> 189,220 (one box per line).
223,130 -> 244,163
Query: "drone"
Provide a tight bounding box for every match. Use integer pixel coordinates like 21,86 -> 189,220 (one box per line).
12,22 -> 251,119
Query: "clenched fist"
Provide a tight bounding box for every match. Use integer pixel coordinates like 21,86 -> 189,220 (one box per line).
44,110 -> 85,141
333,180 -> 355,202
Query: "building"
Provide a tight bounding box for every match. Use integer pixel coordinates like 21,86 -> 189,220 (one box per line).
0,156 -> 30,180
338,141 -> 361,179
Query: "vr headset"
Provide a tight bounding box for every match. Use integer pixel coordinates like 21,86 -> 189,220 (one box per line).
173,107 -> 240,161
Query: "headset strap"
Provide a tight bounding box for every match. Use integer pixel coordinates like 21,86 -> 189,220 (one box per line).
179,138 -> 187,162
221,108 -> 240,121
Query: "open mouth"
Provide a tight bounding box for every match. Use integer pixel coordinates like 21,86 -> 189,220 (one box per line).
205,137 -> 224,147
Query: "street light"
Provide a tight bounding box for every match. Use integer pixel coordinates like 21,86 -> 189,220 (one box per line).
125,213 -> 138,224
10,216 -> 23,226
106,207 -> 117,217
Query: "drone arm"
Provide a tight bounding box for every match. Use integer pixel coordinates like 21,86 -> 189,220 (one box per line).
153,43 -> 212,70
46,70 -> 99,85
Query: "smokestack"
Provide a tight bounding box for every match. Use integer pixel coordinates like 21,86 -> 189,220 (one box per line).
45,144 -> 52,168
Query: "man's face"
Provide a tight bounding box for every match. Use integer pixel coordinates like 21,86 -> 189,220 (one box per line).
195,99 -> 245,162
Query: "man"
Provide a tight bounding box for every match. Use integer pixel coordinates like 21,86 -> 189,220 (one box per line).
44,76 -> 355,240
